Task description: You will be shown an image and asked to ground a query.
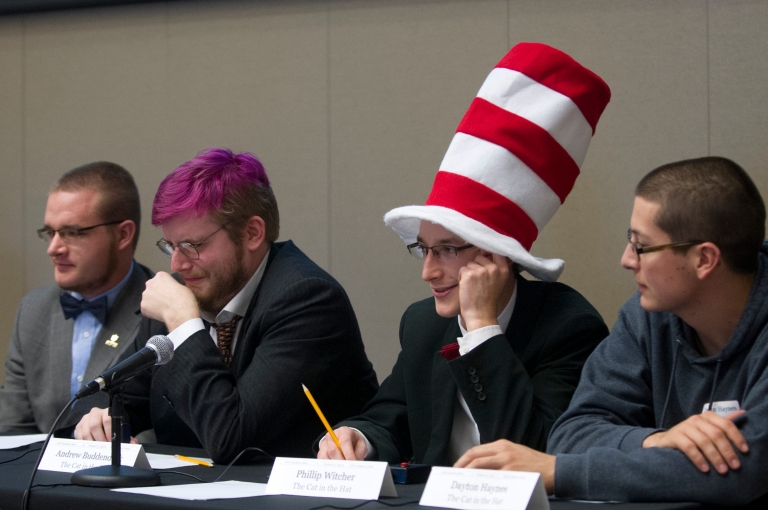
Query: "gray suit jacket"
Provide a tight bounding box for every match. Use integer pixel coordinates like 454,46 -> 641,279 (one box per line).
0,262 -> 154,434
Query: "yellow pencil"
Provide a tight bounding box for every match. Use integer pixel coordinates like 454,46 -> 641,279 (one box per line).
302,383 -> 346,460
175,454 -> 214,467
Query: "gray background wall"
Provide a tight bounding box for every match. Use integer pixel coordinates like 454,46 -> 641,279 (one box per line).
1,0 -> 767,383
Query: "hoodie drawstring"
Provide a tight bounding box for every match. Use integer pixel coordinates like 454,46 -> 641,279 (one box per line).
658,340 -> 682,429
708,359 -> 723,412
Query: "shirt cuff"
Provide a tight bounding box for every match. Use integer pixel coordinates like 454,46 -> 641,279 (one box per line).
167,318 -> 205,349
458,325 -> 503,356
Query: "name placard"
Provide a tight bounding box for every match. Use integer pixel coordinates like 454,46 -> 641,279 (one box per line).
265,457 -> 397,500
38,438 -> 151,473
420,467 -> 549,510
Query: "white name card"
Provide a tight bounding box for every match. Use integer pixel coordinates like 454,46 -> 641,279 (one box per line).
420,467 -> 549,510
38,438 -> 151,473
265,457 -> 397,500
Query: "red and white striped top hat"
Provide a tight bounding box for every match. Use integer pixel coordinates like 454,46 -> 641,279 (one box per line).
384,42 -> 611,281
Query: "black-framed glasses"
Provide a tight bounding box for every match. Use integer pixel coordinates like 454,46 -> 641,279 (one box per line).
37,221 -> 124,243
156,224 -> 228,260
406,242 -> 475,262
626,229 -> 704,260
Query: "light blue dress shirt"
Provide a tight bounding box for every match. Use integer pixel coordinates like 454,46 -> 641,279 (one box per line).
67,261 -> 135,399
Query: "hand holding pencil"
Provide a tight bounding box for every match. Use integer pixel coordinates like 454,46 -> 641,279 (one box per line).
303,384 -> 369,461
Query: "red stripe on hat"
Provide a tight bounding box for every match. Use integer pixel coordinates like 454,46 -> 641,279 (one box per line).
496,42 -> 611,134
457,97 -> 579,203
425,171 -> 539,250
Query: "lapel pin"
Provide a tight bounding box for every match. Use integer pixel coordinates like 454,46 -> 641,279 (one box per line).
105,334 -> 119,348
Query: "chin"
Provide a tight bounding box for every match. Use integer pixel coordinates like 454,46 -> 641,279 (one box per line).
434,301 -> 460,318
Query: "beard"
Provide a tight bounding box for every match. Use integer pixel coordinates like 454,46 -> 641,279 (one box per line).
192,251 -> 250,315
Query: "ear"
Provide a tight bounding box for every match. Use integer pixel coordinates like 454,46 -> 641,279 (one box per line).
243,216 -> 267,252
693,242 -> 721,280
115,220 -> 136,251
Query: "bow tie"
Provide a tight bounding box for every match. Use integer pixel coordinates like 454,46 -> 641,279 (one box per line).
59,293 -> 108,324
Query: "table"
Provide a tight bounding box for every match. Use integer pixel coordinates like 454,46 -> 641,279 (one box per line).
0,442 -> 707,510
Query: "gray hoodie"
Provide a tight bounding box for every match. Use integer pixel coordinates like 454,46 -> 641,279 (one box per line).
547,243 -> 768,506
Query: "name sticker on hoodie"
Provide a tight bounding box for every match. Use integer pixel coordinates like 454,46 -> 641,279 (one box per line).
702,400 -> 741,417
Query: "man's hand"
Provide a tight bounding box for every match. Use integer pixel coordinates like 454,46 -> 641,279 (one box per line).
74,407 -> 137,444
141,272 -> 200,331
454,440 -> 555,494
317,427 -> 368,461
642,410 -> 748,474
458,253 -> 511,332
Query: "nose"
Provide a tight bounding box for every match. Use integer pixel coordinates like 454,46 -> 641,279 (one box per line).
46,233 -> 66,258
620,243 -> 639,271
421,250 -> 442,282
169,248 -> 192,273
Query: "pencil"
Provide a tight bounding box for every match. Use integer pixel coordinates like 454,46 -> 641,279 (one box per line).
175,454 -> 214,467
302,383 -> 346,460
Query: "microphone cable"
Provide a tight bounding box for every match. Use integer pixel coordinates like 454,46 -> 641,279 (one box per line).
21,395 -> 77,510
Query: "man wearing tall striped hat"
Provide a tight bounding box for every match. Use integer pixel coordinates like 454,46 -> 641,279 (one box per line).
317,43 -> 611,465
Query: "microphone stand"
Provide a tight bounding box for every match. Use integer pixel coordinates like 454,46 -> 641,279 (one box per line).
71,389 -> 160,487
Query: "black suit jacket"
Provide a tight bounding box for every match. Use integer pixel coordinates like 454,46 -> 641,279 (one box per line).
329,276 -> 608,466
118,241 -> 378,463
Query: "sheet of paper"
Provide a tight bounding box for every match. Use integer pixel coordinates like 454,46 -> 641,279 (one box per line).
0,434 -> 47,449
113,480 -> 268,500
146,453 -> 213,470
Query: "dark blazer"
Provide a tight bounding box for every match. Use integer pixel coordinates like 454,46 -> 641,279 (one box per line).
119,241 -> 378,463
330,276 -> 608,466
0,262 -> 154,433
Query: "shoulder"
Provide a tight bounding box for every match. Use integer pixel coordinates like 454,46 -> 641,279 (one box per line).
263,241 -> 341,289
517,277 -> 604,323
18,284 -> 61,314
399,297 -> 454,344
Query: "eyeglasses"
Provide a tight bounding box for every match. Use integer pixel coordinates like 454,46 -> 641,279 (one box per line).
626,229 -> 703,260
156,224 -> 228,260
406,242 -> 475,262
37,221 -> 124,243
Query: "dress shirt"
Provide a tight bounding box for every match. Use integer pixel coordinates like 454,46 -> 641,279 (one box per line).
168,249 -> 270,352
68,261 -> 135,398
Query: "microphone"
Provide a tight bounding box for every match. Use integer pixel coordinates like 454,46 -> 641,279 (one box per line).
75,335 -> 174,399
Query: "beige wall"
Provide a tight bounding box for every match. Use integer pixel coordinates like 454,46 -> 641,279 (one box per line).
1,0 -> 767,383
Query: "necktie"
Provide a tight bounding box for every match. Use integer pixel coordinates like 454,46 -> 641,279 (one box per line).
59,293 -> 108,325
440,342 -> 460,361
212,315 -> 242,365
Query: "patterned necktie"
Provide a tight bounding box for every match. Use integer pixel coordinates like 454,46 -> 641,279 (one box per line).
59,293 -> 108,324
212,315 -> 242,365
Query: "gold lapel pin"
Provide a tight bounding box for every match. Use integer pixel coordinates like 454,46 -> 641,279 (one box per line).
105,334 -> 119,348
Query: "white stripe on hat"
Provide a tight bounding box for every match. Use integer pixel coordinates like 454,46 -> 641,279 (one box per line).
477,68 -> 593,166
439,133 -> 561,231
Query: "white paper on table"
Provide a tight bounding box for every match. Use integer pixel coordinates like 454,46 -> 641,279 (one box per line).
146,453 -> 214,470
113,480 -> 268,500
0,434 -> 47,449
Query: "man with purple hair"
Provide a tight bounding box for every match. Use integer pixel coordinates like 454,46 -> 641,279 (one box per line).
75,148 -> 378,462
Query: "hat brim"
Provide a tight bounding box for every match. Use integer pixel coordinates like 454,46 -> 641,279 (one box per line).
384,205 -> 564,282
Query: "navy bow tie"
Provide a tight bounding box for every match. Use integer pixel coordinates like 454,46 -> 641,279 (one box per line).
59,293 -> 108,324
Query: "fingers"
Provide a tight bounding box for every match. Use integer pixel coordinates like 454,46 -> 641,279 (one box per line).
317,428 -> 368,461
454,441 -> 505,468
75,408 -> 111,442
647,411 -> 750,474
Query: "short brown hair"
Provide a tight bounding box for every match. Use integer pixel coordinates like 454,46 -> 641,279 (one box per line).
636,157 -> 765,274
54,162 -> 141,250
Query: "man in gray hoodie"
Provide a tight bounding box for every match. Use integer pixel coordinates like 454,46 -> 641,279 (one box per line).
454,156 -> 768,506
